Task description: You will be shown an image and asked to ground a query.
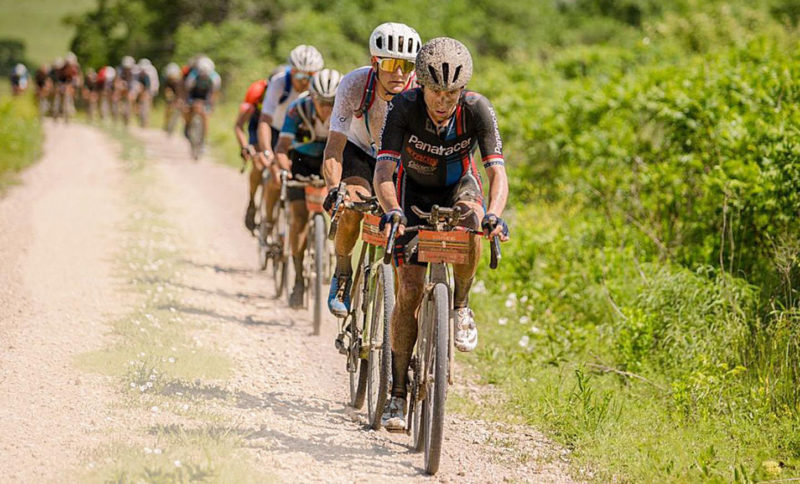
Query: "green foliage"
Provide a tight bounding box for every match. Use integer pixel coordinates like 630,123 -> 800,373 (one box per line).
0,95 -> 41,189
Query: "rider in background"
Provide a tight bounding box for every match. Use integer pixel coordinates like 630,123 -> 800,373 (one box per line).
34,64 -> 51,113
374,37 -> 510,431
117,56 -> 140,124
96,66 -> 116,121
274,69 -> 342,307
321,22 -> 421,318
55,53 -> 81,118
235,77 -> 269,232
183,56 -> 221,143
10,63 -> 28,95
136,58 -> 159,127
162,62 -> 183,133
256,45 -> 324,234
82,67 -> 101,120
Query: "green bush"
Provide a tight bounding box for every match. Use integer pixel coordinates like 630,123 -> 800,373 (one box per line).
0,95 -> 41,188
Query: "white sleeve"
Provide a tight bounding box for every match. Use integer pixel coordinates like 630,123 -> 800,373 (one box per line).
261,74 -> 285,118
329,70 -> 361,135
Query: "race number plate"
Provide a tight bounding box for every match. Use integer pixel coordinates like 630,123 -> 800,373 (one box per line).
417,230 -> 472,265
361,213 -> 385,247
304,185 -> 327,213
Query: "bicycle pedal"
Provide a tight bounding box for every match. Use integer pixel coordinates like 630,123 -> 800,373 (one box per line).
334,335 -> 346,355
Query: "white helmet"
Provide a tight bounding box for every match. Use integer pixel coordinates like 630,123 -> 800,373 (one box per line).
65,51 -> 78,64
104,66 -> 116,81
310,69 -> 342,101
165,62 -> 181,79
53,57 -> 65,69
197,57 -> 215,76
121,56 -> 135,68
138,58 -> 152,67
415,37 -> 473,90
288,45 -> 324,72
369,22 -> 421,61
13,63 -> 26,76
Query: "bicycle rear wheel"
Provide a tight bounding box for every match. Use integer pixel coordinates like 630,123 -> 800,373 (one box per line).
368,262 -> 395,429
311,214 -> 326,335
188,114 -> 203,160
423,283 -> 450,475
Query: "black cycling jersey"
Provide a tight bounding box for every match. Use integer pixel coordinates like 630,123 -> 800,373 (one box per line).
377,88 -> 504,191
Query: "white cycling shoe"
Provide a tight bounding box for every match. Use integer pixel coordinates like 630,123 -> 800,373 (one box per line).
454,307 -> 478,352
381,396 -> 407,432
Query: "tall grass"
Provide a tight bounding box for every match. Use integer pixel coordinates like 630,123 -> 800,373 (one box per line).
0,95 -> 42,190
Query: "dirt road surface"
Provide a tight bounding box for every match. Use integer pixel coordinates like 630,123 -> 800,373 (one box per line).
0,121 -> 576,483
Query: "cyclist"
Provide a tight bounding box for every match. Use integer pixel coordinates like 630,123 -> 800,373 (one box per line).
82,67 -> 101,119
235,77 -> 269,232
136,58 -> 159,126
321,22 -> 421,318
96,65 -> 116,120
10,63 -> 28,95
162,62 -> 183,132
117,55 -> 140,124
183,56 -> 221,145
274,69 -> 342,307
374,37 -> 509,431
256,45 -> 324,235
34,64 -> 52,114
55,53 -> 81,119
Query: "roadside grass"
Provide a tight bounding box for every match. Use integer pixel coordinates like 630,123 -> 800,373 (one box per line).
0,0 -> 95,66
468,201 -> 800,483
74,126 -> 273,482
0,93 -> 42,191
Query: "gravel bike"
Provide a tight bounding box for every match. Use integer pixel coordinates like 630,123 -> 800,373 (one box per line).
332,194 -> 395,424
282,173 -> 333,334
385,204 -> 501,475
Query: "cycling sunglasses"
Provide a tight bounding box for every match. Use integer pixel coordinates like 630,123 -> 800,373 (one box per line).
376,57 -> 415,74
293,71 -> 316,80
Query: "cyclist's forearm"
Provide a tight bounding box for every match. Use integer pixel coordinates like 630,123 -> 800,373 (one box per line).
485,165 -> 509,216
275,153 -> 291,171
234,110 -> 251,148
257,114 -> 273,152
375,162 -> 400,213
322,132 -> 347,189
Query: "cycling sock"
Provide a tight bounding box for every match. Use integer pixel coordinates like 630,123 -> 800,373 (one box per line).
293,256 -> 304,284
390,350 -> 410,399
334,255 -> 352,278
453,274 -> 474,309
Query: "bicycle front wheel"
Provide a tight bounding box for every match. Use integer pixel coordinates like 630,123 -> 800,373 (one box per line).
272,202 -> 289,299
311,214 -> 326,335
368,262 -> 395,429
423,283 -> 449,475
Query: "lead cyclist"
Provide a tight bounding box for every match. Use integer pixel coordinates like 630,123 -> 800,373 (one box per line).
321,22 -> 422,318
374,38 -> 510,431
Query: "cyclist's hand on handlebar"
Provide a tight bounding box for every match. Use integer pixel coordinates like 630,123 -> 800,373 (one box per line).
481,213 -> 510,242
323,187 -> 339,213
380,209 -> 407,238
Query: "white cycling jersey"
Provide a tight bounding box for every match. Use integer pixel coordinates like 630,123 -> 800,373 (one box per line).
261,69 -> 303,131
329,66 -> 415,157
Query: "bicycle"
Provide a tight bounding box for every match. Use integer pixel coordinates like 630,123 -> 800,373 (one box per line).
187,109 -> 205,161
282,173 -> 334,334
385,204 -> 501,475
332,195 -> 395,425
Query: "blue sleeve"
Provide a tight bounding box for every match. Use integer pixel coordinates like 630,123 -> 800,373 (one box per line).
280,100 -> 302,140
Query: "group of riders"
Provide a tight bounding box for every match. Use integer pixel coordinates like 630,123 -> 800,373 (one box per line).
11,53 -> 221,141
234,23 -> 511,431
10,21 -> 511,435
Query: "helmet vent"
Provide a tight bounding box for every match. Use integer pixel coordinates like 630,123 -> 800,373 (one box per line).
427,65 -> 440,85
452,65 -> 462,84
376,37 -> 383,49
388,35 -> 394,52
442,63 -> 450,85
